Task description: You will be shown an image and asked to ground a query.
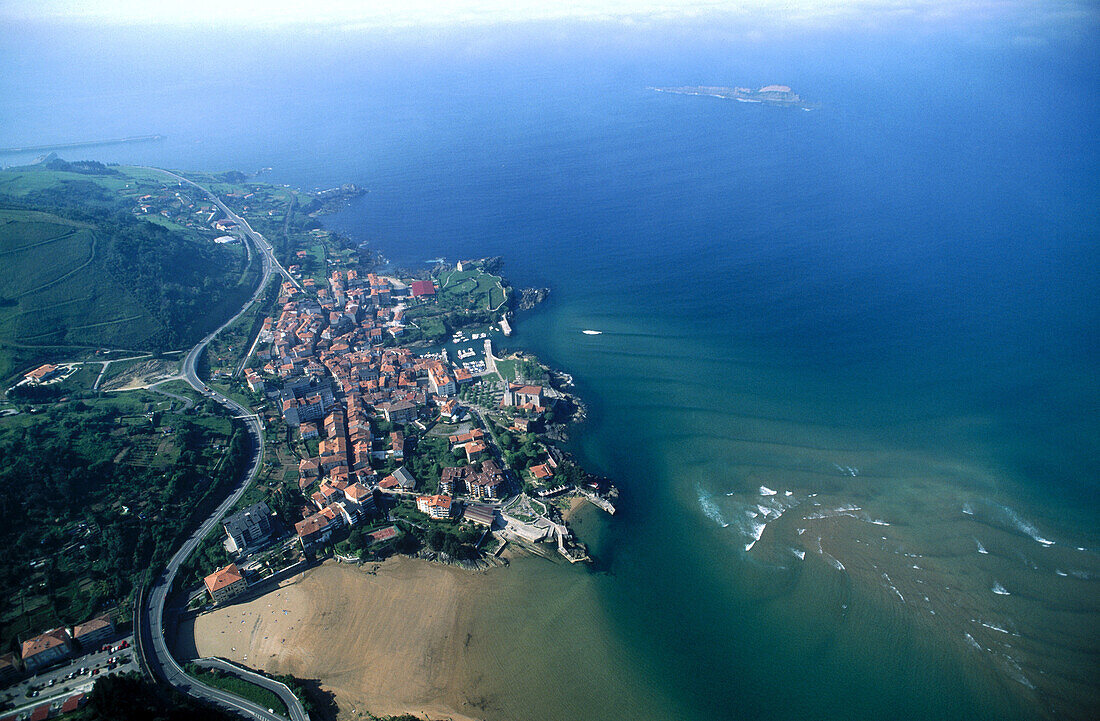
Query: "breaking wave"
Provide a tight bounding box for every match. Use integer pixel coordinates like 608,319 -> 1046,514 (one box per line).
696,487 -> 729,528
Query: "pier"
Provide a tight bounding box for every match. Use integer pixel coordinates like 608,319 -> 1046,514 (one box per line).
0,134 -> 166,155
581,490 -> 616,515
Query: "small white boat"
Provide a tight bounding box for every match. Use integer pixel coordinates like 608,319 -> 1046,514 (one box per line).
581,330 -> 602,335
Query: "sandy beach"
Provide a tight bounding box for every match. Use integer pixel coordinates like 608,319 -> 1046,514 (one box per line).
180,558 -> 488,720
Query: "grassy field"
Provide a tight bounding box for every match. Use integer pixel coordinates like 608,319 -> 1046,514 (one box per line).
186,665 -> 289,717
492,358 -> 517,382
436,267 -> 509,311
0,161 -> 259,383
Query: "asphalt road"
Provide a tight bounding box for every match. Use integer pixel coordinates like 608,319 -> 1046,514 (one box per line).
194,658 -> 310,721
149,167 -> 302,294
2,637 -> 137,713
134,169 -> 308,721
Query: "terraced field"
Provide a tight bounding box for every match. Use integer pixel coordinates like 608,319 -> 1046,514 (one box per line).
0,208 -> 160,378
0,162 -> 258,382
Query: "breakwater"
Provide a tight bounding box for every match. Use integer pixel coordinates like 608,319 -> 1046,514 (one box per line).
0,134 -> 165,154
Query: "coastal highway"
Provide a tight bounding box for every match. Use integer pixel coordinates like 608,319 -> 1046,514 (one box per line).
134,171 -> 309,720
193,658 -> 310,721
144,166 -> 303,293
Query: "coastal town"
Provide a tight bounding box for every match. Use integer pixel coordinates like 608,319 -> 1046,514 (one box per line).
237,259 -> 615,573
0,164 -> 617,720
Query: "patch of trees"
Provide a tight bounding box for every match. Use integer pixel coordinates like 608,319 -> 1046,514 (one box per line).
72,672 -> 236,721
0,405 -> 247,646
217,170 -> 249,184
424,523 -> 481,560
498,430 -> 542,471
42,158 -> 121,176
7,383 -> 65,401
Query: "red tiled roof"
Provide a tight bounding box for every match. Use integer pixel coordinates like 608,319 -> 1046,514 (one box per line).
21,628 -> 70,660
61,693 -> 86,712
72,615 -> 112,640
410,280 -> 436,296
204,563 -> 244,594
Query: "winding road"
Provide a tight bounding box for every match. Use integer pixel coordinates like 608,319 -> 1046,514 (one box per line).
150,167 -> 302,293
135,169 -> 308,720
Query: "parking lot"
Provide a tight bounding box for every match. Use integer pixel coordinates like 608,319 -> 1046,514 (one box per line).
0,635 -> 137,714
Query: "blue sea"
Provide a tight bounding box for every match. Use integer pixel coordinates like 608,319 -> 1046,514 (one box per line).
2,10 -> 1098,720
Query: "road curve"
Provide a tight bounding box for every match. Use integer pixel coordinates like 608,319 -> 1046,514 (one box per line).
135,169 -> 309,720
194,658 -> 310,721
148,166 -> 302,293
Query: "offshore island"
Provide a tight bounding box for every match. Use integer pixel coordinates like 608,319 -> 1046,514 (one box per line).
651,84 -> 819,109
0,156 -> 616,720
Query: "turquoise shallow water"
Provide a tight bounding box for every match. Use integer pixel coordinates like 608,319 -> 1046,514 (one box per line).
1,14 -> 1097,720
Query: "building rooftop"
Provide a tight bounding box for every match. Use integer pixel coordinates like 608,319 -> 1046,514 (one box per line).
72,615 -> 113,640
21,627 -> 70,660
204,563 -> 244,594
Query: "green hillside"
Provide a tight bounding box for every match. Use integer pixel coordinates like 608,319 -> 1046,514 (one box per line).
0,159 -> 260,381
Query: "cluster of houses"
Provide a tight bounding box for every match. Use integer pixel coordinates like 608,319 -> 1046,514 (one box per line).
212,264 -> 565,574
0,614 -> 116,678
133,187 -> 272,232
244,272 -> 511,542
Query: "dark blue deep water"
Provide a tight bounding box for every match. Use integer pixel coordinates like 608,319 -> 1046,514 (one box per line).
2,12 -> 1097,720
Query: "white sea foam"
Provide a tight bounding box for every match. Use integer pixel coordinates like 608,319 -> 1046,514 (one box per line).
696,489 -> 729,528
815,538 -> 845,571
797,528 -> 806,535
869,519 -> 890,526
964,633 -> 983,651
992,582 -> 1011,596
759,485 -> 777,496
744,520 -> 767,551
791,548 -> 806,560
997,504 -> 1055,546
881,572 -> 905,603
978,620 -> 1015,635
1001,655 -> 1035,690
976,539 -> 989,554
